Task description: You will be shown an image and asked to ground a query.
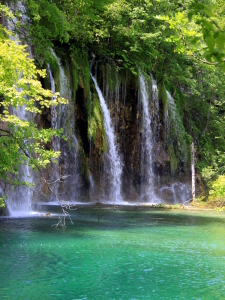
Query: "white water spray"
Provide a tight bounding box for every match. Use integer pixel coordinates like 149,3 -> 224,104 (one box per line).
139,73 -> 160,203
48,53 -> 79,202
91,73 -> 123,202
159,182 -> 191,203
139,73 -> 154,199
151,75 -> 159,119
47,64 -> 59,151
166,90 -> 186,153
4,2 -> 34,216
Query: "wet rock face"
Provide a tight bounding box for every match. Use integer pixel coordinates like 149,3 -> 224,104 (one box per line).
42,59 -> 194,203
82,62 -> 190,201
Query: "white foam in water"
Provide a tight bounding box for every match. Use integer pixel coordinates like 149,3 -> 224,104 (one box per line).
39,201 -> 82,206
4,210 -> 48,218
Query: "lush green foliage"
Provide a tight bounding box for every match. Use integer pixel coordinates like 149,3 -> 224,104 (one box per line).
207,175 -> 225,208
0,5 -> 67,205
188,2 -> 225,68
3,0 -> 225,200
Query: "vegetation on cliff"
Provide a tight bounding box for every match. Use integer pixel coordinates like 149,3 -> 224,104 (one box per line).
0,4 -> 67,207
1,0 -> 225,204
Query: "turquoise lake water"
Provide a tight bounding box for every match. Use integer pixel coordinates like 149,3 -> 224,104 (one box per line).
0,206 -> 225,299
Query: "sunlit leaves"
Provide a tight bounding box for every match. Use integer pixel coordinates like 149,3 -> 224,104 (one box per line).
188,1 -> 225,65
209,175 -> 225,198
0,34 -> 67,122
0,4 -> 14,20
0,4 -> 67,196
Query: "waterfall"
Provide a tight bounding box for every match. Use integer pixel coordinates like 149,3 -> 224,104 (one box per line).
139,73 -> 162,203
88,92 -> 95,200
7,89 -> 34,216
164,98 -> 169,151
139,73 -> 156,202
166,91 -> 183,133
47,64 -> 59,151
6,162 -> 33,217
89,92 -> 93,167
151,75 -> 159,122
47,64 -> 61,201
166,91 -> 178,125
4,2 -> 34,216
151,75 -> 161,181
157,91 -> 191,202
91,73 -> 123,202
166,91 -> 186,155
48,53 -> 79,202
88,173 -> 95,199
158,182 -> 191,203
3,0 -> 191,206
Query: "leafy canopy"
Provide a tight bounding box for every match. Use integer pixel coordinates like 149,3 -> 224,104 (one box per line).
6,0 -> 225,200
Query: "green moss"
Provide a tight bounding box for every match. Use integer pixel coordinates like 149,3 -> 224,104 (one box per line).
72,60 -> 79,102
99,62 -> 126,93
89,93 -> 107,153
69,48 -> 107,155
175,88 -> 187,114
106,63 -> 118,91
45,51 -> 60,92
168,144 -> 178,176
70,48 -> 90,105
164,87 -> 190,170
165,89 -> 190,171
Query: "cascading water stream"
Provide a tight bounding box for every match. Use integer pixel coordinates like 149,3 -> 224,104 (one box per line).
157,91 -> 191,202
139,73 -> 161,203
90,73 -> 123,202
166,91 -> 183,132
47,64 -> 59,150
166,90 -> 186,155
6,162 -> 33,216
151,75 -> 159,119
88,91 -> 95,199
51,53 -> 79,202
46,64 -> 61,201
151,75 -> 161,182
6,91 -> 34,216
4,2 -> 34,216
139,73 -> 155,201
60,58 -> 79,199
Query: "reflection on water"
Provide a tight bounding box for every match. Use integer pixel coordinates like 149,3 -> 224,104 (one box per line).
0,207 -> 225,299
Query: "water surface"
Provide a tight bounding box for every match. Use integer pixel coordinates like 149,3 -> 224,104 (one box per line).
0,206 -> 225,299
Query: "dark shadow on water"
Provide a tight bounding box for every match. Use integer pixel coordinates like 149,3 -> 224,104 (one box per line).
0,205 -> 224,234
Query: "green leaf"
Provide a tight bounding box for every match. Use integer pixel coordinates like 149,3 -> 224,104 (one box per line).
217,32 -> 225,50
205,35 -> 215,50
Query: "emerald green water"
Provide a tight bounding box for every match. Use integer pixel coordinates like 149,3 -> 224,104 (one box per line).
0,206 -> 225,299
